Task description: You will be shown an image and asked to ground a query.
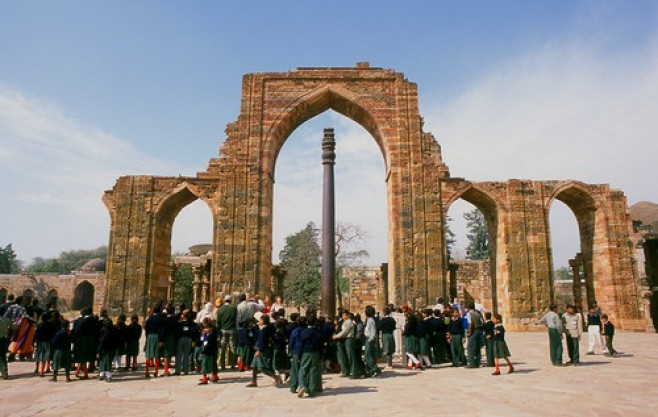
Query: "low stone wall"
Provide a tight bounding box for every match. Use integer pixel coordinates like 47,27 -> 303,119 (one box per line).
0,273 -> 106,313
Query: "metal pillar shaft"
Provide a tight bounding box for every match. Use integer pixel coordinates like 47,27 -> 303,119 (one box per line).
321,128 -> 336,316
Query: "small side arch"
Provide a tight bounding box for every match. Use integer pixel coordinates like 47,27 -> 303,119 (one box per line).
72,281 -> 94,311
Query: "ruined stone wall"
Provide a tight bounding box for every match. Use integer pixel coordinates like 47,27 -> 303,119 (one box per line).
344,266 -> 386,314
453,260 -> 493,312
102,65 -> 650,330
0,273 -> 105,313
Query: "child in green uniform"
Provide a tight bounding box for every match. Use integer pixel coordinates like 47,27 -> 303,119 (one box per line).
98,318 -> 118,382
50,320 -> 72,382
491,314 -> 514,375
125,315 -> 142,371
198,318 -> 219,385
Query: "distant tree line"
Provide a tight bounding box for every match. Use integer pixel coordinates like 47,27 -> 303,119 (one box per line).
0,245 -> 108,275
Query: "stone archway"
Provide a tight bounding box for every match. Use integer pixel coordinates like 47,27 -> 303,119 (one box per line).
443,183 -> 506,315
103,64 -> 649,330
199,64 -> 450,306
72,281 -> 94,311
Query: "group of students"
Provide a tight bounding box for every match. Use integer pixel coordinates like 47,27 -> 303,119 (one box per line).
396,300 -> 514,376
0,291 -> 519,392
539,301 -> 618,367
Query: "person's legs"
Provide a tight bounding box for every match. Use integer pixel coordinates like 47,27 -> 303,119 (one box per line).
571,336 -> 580,365
565,334 -> 574,363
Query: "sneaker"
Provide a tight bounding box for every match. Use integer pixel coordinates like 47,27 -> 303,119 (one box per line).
246,381 -> 258,388
274,375 -> 283,387
298,387 -> 306,398
106,377 -> 112,383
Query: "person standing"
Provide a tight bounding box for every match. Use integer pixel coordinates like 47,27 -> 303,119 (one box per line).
363,306 -> 381,377
491,314 -> 514,375
215,295 -> 238,371
563,304 -> 583,366
237,293 -> 256,328
125,315 -> 142,371
539,303 -> 564,366
483,312 -> 495,367
448,308 -> 466,367
465,302 -> 484,368
297,315 -> 324,398
586,305 -> 603,355
332,310 -> 355,377
288,316 -> 306,394
50,320 -> 72,382
601,314 -> 618,357
379,308 -> 396,369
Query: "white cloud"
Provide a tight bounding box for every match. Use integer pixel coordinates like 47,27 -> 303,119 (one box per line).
0,85 -> 191,262
425,34 -> 658,267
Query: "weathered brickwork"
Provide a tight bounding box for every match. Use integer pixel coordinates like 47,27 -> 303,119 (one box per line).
103,65 -> 649,331
0,273 -> 105,313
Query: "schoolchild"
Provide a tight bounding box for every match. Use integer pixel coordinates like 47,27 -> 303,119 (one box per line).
320,315 -> 336,372
297,315 -> 324,398
237,318 -> 257,372
402,311 -> 420,369
72,307 -> 97,379
332,310 -> 355,377
198,317 -> 219,385
601,314 -> 618,357
98,318 -> 118,382
144,305 -> 164,378
34,311 -> 58,376
113,313 -> 127,371
125,315 -> 142,371
417,310 -> 433,368
351,313 -> 367,378
272,318 -> 290,379
288,316 -> 307,393
175,310 -> 194,375
491,314 -> 514,375
483,312 -> 495,367
160,304 -> 178,376
430,309 -> 448,364
246,313 -> 282,388
448,308 -> 466,367
50,320 -> 72,382
364,306 -> 381,377
379,308 -> 397,369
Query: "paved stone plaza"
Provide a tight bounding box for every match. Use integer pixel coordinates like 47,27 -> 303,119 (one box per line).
1,332 -> 656,417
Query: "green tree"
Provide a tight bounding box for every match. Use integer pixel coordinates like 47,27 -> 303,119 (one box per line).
554,266 -> 573,281
173,263 -> 194,307
279,222 -> 322,309
25,246 -> 108,274
464,209 -> 489,260
335,222 -> 369,309
445,216 -> 457,261
0,244 -> 21,273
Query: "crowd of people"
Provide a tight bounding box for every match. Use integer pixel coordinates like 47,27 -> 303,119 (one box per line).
0,291 -> 618,396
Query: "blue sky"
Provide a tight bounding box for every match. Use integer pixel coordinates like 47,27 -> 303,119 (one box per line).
1,1 -> 657,269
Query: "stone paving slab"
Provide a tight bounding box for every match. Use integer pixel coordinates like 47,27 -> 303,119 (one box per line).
1,332 -> 657,417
